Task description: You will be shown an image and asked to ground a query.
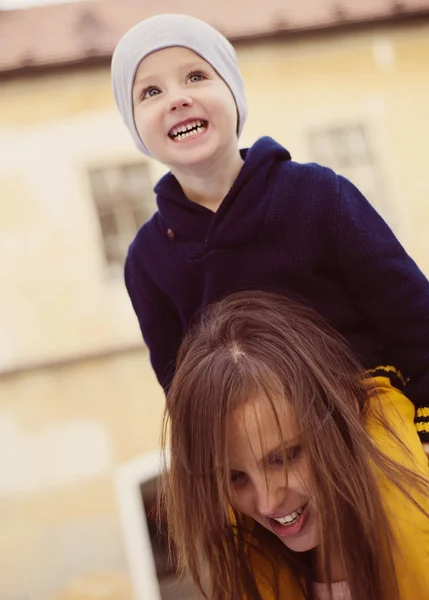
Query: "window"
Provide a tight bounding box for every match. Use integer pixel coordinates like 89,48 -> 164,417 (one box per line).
141,477 -> 198,599
307,124 -> 385,213
89,163 -> 156,269
115,451 -> 198,600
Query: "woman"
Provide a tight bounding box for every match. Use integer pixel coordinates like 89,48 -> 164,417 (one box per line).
159,291 -> 429,599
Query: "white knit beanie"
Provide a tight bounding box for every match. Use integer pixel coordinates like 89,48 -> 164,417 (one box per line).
111,13 -> 247,156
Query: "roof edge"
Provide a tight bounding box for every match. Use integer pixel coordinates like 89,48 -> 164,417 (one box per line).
1,9 -> 429,78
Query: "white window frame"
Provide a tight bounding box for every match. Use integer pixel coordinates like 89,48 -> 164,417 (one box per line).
115,449 -> 168,600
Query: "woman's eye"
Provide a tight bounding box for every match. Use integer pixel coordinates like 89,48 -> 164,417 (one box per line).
269,445 -> 302,467
188,70 -> 206,83
230,471 -> 248,487
269,454 -> 285,467
286,445 -> 303,462
141,86 -> 160,100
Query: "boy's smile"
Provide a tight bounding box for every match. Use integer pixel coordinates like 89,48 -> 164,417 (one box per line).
132,46 -> 240,174
167,118 -> 209,142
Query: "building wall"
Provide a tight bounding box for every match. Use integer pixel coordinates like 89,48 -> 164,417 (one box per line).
0,18 -> 428,600
0,351 -> 163,600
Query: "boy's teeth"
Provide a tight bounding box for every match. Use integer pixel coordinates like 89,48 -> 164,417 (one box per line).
170,120 -> 207,140
274,506 -> 304,526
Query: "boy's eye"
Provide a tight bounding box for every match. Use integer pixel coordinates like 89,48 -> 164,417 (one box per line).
230,470 -> 248,487
187,70 -> 207,83
141,86 -> 161,100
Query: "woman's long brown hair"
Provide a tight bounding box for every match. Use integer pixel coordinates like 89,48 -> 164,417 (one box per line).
159,291 -> 429,599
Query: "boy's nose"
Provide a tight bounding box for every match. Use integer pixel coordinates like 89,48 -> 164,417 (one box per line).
168,95 -> 193,112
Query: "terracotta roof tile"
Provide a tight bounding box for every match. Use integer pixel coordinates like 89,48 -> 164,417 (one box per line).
1,0 -> 429,74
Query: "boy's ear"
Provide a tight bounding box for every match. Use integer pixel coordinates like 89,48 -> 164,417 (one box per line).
423,443 -> 429,458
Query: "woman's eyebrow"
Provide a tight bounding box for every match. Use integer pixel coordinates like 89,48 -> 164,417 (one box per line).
260,438 -> 300,464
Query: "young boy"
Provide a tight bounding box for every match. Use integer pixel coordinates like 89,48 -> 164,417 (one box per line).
111,13 -> 429,450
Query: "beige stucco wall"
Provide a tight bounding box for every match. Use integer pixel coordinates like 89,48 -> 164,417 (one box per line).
0,18 -> 428,600
0,351 -> 163,600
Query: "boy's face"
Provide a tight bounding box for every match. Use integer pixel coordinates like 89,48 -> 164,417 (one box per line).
132,47 -> 239,171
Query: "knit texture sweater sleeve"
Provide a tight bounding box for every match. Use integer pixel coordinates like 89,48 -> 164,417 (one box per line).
332,174 -> 429,441
124,250 -> 182,391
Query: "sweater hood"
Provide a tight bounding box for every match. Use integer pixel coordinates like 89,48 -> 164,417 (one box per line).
154,136 -> 291,245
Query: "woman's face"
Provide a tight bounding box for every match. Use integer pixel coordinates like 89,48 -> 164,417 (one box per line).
227,395 -> 320,553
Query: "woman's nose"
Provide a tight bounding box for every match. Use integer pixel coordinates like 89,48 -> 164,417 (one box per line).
254,476 -> 286,518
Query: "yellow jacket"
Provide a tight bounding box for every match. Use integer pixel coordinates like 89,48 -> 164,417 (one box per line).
246,378 -> 429,599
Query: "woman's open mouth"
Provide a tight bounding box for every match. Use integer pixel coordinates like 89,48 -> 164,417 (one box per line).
269,503 -> 309,538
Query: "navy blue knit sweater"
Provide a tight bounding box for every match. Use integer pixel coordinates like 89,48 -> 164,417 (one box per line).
125,137 -> 429,441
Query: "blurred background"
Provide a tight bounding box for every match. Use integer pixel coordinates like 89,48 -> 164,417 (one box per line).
1,1 -> 429,599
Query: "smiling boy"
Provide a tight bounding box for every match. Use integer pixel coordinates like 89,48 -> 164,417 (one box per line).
131,46 -> 243,212
112,14 -> 429,456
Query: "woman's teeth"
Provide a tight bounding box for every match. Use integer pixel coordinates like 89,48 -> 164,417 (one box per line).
274,505 -> 305,526
169,120 -> 208,141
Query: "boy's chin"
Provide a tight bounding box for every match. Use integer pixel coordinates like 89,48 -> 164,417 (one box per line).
168,148 -> 217,170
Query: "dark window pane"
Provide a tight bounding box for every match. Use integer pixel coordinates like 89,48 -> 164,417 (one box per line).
99,212 -> 118,239
89,163 -> 156,269
141,478 -> 198,599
